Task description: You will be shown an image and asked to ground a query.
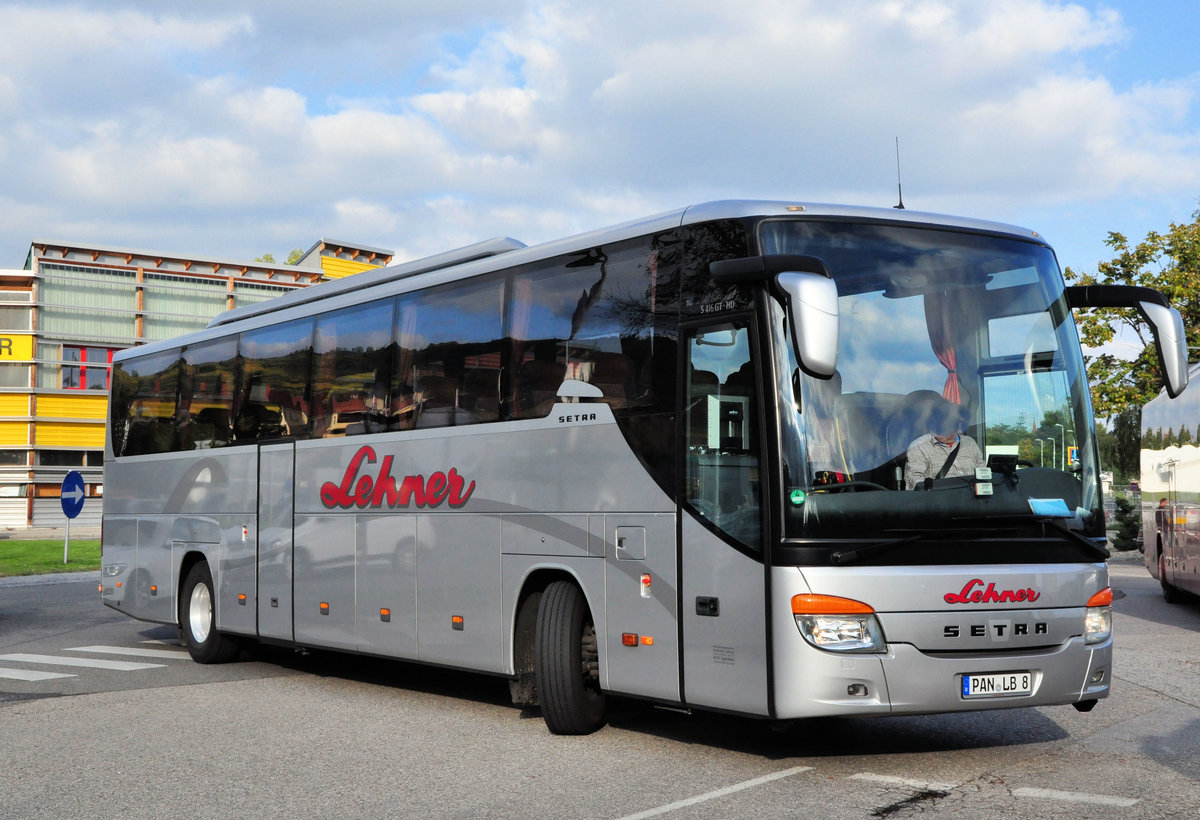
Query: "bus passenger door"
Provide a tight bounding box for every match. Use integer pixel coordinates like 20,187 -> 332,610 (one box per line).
678,320 -> 770,716
257,443 -> 295,642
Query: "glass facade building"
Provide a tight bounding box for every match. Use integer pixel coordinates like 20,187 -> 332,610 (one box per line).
0,238 -> 392,528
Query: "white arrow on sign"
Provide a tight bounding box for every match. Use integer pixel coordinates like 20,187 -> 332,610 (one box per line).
63,484 -> 84,504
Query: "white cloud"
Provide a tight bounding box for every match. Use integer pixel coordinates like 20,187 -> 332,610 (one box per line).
0,0 -> 1198,268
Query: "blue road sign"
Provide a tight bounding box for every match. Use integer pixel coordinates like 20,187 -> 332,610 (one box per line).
61,470 -> 86,519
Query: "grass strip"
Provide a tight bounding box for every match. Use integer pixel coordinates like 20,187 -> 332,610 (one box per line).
0,539 -> 101,577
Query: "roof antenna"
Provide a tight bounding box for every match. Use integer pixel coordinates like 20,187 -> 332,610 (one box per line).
893,136 -> 905,210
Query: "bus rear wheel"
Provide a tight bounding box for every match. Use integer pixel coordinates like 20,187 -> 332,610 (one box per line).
534,581 -> 606,735
1160,552 -> 1184,604
179,561 -> 240,663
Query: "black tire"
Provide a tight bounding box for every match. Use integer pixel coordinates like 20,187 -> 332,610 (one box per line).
179,562 -> 240,663
534,581 -> 606,735
1160,552 -> 1184,605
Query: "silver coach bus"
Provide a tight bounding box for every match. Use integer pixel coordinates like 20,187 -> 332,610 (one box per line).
101,201 -> 1188,734
1140,363 -> 1200,603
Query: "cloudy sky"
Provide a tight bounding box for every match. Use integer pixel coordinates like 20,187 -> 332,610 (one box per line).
1,0 -> 1197,280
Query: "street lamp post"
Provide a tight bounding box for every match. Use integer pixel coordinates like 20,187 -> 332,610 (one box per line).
1054,423 -> 1066,470
1035,438 -> 1045,467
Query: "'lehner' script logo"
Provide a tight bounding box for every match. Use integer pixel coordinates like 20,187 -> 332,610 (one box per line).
944,579 -> 1041,605
320,445 -> 476,510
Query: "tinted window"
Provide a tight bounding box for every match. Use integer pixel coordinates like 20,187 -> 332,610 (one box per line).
397,277 -> 504,429
238,318 -> 313,441
110,349 -> 181,456
180,338 -> 238,450
312,300 -> 394,437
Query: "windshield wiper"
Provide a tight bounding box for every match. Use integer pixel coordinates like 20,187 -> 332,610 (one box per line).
951,512 -> 1109,561
830,535 -> 921,566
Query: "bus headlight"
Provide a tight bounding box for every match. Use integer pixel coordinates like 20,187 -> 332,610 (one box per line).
1085,587 -> 1113,645
791,594 -> 886,653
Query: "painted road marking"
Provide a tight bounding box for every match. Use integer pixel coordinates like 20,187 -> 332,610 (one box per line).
615,766 -> 813,820
1013,787 -> 1139,807
0,667 -> 76,681
65,645 -> 189,660
0,653 -> 164,671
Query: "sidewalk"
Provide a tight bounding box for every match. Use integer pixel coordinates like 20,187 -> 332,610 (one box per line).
0,526 -> 101,540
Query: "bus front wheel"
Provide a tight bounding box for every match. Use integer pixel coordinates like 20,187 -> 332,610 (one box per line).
179,561 -> 240,663
534,581 -> 606,735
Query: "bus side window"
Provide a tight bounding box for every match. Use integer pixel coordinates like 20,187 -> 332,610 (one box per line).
238,318 -> 314,441
401,277 -> 504,429
111,349 -> 181,457
179,337 -> 237,450
312,299 -> 394,437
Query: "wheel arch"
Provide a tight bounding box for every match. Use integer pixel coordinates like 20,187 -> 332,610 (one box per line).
508,566 -> 597,707
176,548 -> 212,625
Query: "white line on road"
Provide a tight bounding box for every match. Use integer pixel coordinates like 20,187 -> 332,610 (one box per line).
65,645 -> 189,660
849,773 -> 957,792
0,666 -> 76,681
615,766 -> 813,820
1013,787 -> 1139,807
0,653 -> 164,671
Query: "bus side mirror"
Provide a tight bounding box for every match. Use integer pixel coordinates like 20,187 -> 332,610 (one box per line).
1065,285 -> 1189,398
709,254 -> 840,379
1142,301 -> 1188,398
776,272 -> 840,378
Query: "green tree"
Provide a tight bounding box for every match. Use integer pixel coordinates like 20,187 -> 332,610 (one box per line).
255,249 -> 304,265
1110,493 -> 1141,551
1064,208 -> 1200,419
1108,407 -> 1141,484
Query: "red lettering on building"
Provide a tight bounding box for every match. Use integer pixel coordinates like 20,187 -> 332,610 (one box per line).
944,578 -> 1040,605
320,445 -> 476,510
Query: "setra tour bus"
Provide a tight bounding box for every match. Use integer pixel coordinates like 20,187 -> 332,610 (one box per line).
1140,362 -> 1200,603
101,201 -> 1188,734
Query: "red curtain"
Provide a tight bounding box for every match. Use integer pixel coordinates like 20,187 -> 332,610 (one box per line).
925,292 -> 960,403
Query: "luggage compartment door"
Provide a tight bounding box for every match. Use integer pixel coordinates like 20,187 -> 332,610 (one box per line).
257,442 -> 295,642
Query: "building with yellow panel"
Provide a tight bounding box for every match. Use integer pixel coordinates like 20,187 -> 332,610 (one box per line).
0,238 -> 393,528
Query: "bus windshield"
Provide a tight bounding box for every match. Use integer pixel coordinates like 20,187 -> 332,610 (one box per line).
764,220 -> 1101,552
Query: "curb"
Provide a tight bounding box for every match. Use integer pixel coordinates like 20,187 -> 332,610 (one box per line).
0,570 -> 100,589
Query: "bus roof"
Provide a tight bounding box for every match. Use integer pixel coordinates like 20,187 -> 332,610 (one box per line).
205,200 -> 1047,330
113,200 -> 1048,362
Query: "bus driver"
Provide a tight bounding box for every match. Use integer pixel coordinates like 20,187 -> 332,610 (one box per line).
905,397 -> 985,489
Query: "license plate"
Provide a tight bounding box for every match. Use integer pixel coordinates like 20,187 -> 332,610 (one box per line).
962,671 -> 1033,698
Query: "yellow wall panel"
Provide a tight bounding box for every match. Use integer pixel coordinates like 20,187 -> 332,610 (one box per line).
321,258 -> 381,279
37,393 -> 109,420
35,421 -> 105,448
0,420 -> 29,446
0,394 -> 30,416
